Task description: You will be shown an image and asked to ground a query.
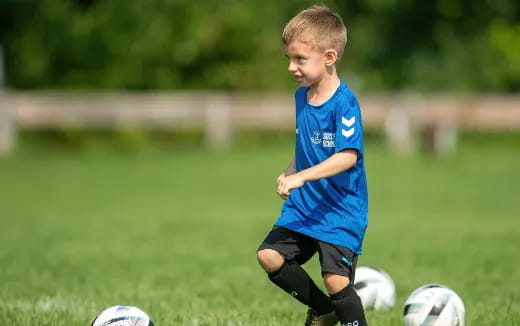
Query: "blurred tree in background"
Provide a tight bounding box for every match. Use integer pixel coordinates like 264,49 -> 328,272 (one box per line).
0,0 -> 519,92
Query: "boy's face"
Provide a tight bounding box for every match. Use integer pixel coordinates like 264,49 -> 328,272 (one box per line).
284,40 -> 332,87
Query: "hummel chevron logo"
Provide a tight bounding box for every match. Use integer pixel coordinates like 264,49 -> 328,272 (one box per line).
342,116 -> 355,128
342,128 -> 355,138
342,116 -> 355,138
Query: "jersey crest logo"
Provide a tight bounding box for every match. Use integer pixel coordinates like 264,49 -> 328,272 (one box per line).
311,130 -> 321,144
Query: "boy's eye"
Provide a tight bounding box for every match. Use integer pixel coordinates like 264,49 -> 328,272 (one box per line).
285,55 -> 306,63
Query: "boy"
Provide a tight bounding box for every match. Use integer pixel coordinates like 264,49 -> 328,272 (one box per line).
256,5 -> 369,326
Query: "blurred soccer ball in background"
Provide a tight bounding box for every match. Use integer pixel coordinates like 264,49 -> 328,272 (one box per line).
403,284 -> 465,326
353,266 -> 396,310
91,305 -> 154,326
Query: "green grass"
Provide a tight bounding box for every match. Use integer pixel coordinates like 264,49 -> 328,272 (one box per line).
0,137 -> 519,325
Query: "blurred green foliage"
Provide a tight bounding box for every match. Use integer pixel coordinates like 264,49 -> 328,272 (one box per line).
0,0 -> 519,92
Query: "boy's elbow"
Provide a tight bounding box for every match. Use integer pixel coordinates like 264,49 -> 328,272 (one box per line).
338,149 -> 358,168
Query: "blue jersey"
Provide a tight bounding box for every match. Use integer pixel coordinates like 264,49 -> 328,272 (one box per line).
275,81 -> 368,253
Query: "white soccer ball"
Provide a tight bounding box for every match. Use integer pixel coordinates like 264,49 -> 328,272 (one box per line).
403,284 -> 465,326
91,305 -> 154,326
353,266 -> 396,310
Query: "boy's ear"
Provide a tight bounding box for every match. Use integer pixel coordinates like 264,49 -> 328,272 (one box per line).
324,49 -> 338,66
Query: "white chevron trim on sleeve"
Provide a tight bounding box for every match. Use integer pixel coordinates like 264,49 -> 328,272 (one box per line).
342,116 -> 356,128
342,128 -> 355,138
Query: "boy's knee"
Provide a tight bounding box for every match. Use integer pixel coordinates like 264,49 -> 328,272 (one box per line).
323,272 -> 351,295
256,249 -> 285,273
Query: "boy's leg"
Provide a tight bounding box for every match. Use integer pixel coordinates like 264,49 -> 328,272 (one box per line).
257,226 -> 335,316
327,275 -> 367,326
318,243 -> 368,326
267,259 -> 336,316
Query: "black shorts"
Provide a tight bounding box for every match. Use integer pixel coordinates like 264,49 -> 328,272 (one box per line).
258,226 -> 358,281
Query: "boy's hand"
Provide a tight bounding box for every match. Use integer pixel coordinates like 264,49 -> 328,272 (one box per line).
276,173 -> 305,200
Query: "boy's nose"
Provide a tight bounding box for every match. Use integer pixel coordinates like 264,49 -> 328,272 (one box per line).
288,61 -> 297,73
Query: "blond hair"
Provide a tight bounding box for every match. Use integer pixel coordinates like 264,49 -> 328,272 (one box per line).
282,5 -> 347,59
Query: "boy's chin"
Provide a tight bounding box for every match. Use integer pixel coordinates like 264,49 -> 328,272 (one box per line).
298,81 -> 318,87
294,76 -> 319,87
295,78 -> 312,87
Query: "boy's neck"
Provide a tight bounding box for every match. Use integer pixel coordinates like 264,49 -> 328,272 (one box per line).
307,72 -> 341,106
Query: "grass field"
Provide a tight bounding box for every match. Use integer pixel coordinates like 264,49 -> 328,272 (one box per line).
0,135 -> 519,325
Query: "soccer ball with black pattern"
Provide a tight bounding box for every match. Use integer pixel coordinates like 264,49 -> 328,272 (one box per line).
91,305 -> 154,326
353,266 -> 396,310
403,284 -> 465,326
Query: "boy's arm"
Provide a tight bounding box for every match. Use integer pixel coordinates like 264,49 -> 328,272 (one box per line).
277,149 -> 357,199
276,157 -> 296,200
282,157 -> 296,176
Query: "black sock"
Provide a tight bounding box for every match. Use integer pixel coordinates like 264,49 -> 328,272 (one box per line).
330,284 -> 368,326
268,260 -> 334,315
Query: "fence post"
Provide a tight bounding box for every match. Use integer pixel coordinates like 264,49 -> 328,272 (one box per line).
204,93 -> 233,149
385,100 -> 416,155
424,120 -> 458,156
0,46 -> 15,156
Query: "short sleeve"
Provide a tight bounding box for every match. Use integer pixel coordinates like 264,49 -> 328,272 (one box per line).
335,96 -> 363,153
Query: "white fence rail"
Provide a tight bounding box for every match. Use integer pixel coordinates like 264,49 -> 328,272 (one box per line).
1,91 -> 519,155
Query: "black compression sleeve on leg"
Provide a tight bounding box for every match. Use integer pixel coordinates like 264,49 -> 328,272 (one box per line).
268,260 -> 334,315
330,284 -> 368,326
